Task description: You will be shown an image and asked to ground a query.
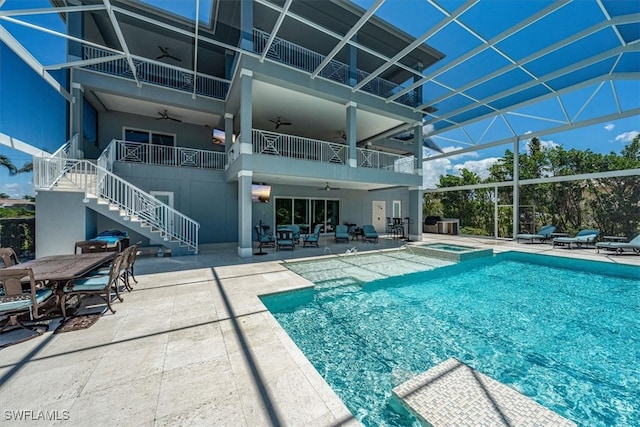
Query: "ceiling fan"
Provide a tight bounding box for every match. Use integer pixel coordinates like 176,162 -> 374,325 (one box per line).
269,117 -> 292,129
156,109 -> 182,122
317,182 -> 341,191
156,46 -> 181,62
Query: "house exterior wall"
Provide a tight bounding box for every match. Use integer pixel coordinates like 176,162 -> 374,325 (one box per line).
35,191 -> 90,257
112,162 -> 237,244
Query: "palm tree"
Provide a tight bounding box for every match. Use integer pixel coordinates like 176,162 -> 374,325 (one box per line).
0,154 -> 18,175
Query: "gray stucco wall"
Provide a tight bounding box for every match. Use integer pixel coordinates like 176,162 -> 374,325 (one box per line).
36,191 -> 90,257
84,111 -> 223,159
113,162 -> 238,244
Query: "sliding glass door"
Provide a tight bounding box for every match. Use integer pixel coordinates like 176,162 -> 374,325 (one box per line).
276,197 -> 340,234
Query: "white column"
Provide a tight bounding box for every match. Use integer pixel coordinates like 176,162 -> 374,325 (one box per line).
238,170 -> 253,257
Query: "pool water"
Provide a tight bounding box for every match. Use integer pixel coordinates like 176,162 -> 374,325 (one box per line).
261,252 -> 640,427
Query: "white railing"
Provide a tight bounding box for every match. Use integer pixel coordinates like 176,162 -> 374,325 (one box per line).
82,46 -> 230,100
253,130 -> 348,164
358,149 -> 417,173
98,140 -> 226,171
251,129 -> 416,173
33,157 -> 200,254
253,29 -> 417,107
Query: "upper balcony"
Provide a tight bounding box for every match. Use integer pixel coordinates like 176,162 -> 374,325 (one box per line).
80,31 -> 419,108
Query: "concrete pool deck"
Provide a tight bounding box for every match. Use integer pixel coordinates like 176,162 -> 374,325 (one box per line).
1,234 -> 638,425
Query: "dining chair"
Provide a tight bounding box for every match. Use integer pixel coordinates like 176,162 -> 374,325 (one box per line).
60,251 -> 126,319
0,267 -> 54,343
0,247 -> 20,268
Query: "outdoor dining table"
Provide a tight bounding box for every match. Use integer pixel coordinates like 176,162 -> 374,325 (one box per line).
8,252 -> 116,285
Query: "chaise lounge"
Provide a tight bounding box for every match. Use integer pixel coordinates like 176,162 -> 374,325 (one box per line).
595,235 -> 640,255
335,225 -> 350,243
362,225 -> 379,243
552,229 -> 600,249
515,225 -> 556,243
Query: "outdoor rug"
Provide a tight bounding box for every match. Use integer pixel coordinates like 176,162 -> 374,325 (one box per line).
54,314 -> 101,334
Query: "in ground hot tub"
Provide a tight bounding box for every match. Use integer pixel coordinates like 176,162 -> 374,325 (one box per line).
412,242 -> 493,261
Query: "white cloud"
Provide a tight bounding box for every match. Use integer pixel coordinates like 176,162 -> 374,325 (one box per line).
0,182 -> 32,198
422,123 -> 435,135
614,130 -> 639,143
604,123 -> 615,131
422,157 -> 452,189
452,157 -> 500,180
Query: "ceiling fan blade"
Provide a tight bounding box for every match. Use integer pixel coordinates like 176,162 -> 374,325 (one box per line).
169,117 -> 182,122
168,55 -> 181,62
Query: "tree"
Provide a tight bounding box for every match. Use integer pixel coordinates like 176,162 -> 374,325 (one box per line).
1,154 -> 18,175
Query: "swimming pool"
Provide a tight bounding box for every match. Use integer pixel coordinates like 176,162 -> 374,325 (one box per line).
261,252 -> 640,426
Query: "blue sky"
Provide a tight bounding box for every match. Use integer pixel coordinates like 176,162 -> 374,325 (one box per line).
0,0 -> 638,196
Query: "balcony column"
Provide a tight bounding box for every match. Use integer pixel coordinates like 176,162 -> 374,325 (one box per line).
238,170 -> 253,257
70,80 -> 84,159
224,113 -> 234,161
348,36 -> 357,87
346,102 -> 357,167
239,69 -> 253,155
240,0 -> 253,51
413,121 -> 423,176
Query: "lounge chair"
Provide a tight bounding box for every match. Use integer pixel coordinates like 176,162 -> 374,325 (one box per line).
303,225 -> 322,247
362,225 -> 379,243
552,229 -> 600,249
595,235 -> 640,255
75,240 -> 109,254
515,225 -> 556,243
335,225 -> 349,243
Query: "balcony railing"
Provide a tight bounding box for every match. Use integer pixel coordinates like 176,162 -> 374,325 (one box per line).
98,140 -> 227,172
253,29 -> 417,107
252,129 -> 415,174
82,46 -> 229,100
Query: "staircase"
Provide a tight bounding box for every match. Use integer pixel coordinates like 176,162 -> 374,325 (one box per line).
33,156 -> 200,255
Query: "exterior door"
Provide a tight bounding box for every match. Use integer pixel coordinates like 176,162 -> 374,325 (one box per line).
372,201 -> 386,232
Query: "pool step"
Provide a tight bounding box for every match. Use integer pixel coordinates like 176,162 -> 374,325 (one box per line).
393,358 -> 576,427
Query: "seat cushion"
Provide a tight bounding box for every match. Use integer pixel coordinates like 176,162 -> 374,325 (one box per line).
64,276 -> 110,292
0,294 -> 32,312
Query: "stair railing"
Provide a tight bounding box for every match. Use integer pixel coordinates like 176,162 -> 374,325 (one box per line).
33,157 -> 200,254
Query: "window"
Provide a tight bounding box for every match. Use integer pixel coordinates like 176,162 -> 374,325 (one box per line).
275,197 -> 340,234
124,128 -> 175,146
393,200 -> 401,218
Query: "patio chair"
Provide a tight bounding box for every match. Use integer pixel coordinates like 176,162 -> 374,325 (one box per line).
0,247 -> 20,268
290,225 -> 301,243
255,225 -> 275,249
303,224 -> 322,247
275,229 -> 295,251
335,225 -> 349,243
60,251 -> 127,319
0,267 -> 54,342
552,229 -> 600,249
362,225 -> 379,243
516,225 -> 556,243
595,235 -> 640,255
74,240 -> 109,254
